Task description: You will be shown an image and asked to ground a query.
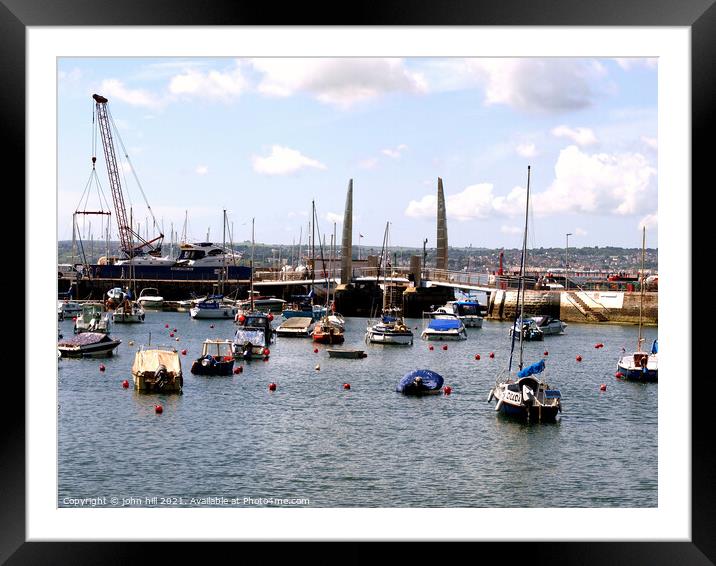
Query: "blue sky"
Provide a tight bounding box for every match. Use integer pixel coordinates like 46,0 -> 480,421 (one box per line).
58,57 -> 657,249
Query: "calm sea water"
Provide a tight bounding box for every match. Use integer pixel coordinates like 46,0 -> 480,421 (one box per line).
58,312 -> 657,508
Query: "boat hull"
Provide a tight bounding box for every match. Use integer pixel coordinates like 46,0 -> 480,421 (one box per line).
498,400 -> 560,422
190,359 -> 234,375
421,330 -> 467,341
460,316 -> 483,328
313,332 -> 345,344
617,363 -> 658,382
137,299 -> 164,309
190,306 -> 238,319
365,329 -> 414,345
58,340 -> 121,358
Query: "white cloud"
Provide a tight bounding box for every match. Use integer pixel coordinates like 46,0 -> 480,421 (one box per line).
195,165 -> 209,175
405,194 -> 437,219
551,125 -> 598,146
641,136 -> 658,150
99,79 -> 163,109
168,63 -> 248,100
516,142 -> 537,158
358,157 -> 379,170
614,58 -> 658,71
381,144 -> 408,159
325,212 -> 343,225
251,58 -> 427,108
575,228 -> 588,236
405,146 -> 656,222
59,68 -> 82,82
251,145 -> 327,176
638,213 -> 658,230
534,145 -> 656,216
462,59 -> 609,113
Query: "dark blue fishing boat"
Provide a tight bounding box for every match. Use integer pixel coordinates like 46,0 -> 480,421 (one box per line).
191,340 -> 235,376
396,369 -> 444,395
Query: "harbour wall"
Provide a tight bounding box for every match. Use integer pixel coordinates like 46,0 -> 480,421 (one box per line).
486,289 -> 657,325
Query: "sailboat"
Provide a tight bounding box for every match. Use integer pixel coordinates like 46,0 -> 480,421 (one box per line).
365,222 -> 414,345
312,215 -> 345,344
112,231 -> 146,324
487,166 -> 562,422
233,218 -> 276,358
616,227 -> 658,382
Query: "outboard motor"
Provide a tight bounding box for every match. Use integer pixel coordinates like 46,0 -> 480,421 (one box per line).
155,364 -> 169,390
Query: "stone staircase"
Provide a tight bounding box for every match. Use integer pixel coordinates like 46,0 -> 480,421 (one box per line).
565,291 -> 609,322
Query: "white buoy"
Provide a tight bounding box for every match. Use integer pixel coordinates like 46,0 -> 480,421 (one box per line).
487,389 -> 494,403
495,399 -> 503,412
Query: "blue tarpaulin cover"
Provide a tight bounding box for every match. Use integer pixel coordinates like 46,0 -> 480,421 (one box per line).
651,339 -> 658,354
517,359 -> 546,378
428,318 -> 461,330
396,369 -> 444,393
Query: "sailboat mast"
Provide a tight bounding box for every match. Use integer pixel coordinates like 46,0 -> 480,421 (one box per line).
638,226 -> 645,351
250,217 -> 255,311
222,209 -> 226,295
518,166 -> 532,370
311,200 -> 315,282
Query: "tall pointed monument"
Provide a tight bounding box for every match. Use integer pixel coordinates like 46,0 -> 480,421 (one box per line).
340,179 -> 353,284
436,177 -> 448,271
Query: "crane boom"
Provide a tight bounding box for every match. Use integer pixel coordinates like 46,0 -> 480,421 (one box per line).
92,93 -> 163,258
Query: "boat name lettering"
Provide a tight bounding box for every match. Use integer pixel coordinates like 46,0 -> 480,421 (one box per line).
504,390 -> 522,404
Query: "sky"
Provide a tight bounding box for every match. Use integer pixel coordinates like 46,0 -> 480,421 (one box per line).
57,57 -> 658,250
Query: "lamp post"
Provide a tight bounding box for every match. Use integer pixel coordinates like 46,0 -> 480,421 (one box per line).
565,233 -> 572,291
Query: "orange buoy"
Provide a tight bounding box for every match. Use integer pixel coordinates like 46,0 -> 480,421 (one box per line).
576,355 -> 582,362
343,383 -> 351,390
99,364 -> 106,372
121,380 -> 129,389
489,352 -> 495,358
181,349 -> 187,355
475,354 -> 481,360
599,384 -> 607,391
443,386 -> 452,395
268,382 -> 277,391
238,315 -> 246,324
155,405 -> 163,414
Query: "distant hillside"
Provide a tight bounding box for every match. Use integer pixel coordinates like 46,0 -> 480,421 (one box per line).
58,240 -> 658,272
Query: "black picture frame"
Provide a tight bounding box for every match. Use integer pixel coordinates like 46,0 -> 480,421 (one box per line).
5,0 -> 705,562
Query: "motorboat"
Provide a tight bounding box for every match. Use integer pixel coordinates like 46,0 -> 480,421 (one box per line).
617,339 -> 658,382
58,332 -> 121,358
190,295 -> 239,319
174,241 -> 243,268
233,312 -> 275,360
281,292 -> 326,321
365,308 -> 414,345
421,315 -> 468,341
396,369 -> 444,395
509,318 -> 545,341
327,311 -> 346,330
327,349 -> 367,359
131,345 -> 183,392
531,315 -> 567,335
435,300 -> 484,328
137,287 -> 164,309
276,316 -> 315,337
111,300 -> 146,323
238,295 -> 286,314
57,300 -> 82,321
191,339 -> 235,375
74,302 -> 111,334
312,318 -> 345,344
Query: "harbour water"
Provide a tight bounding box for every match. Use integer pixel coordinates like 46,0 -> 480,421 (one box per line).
58,313 -> 657,508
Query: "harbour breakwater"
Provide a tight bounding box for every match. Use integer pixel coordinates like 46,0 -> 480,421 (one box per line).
486,289 -> 657,325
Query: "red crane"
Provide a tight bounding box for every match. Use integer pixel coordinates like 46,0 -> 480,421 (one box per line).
92,93 -> 164,258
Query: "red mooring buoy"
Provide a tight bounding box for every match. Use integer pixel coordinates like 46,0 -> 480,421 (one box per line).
343,383 -> 351,390
475,354 -> 481,360
181,349 -> 187,355
442,345 -> 448,351
155,405 -> 163,414
489,352 -> 495,358
233,367 -> 241,374
615,372 -> 624,379
443,386 -> 452,395
600,384 -> 607,391
165,324 -> 169,328
313,348 -> 319,353
169,332 -> 175,337
576,355 -> 583,362
544,351 -> 549,356
268,382 -> 277,391
99,364 -> 106,372
429,345 -> 434,351
121,380 -> 129,389
263,348 -> 270,356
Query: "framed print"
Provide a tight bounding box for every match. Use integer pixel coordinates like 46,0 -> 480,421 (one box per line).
4,0 -> 707,562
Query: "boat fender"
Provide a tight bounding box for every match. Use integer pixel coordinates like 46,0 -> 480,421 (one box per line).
495,399 -> 503,412
487,389 -> 494,403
